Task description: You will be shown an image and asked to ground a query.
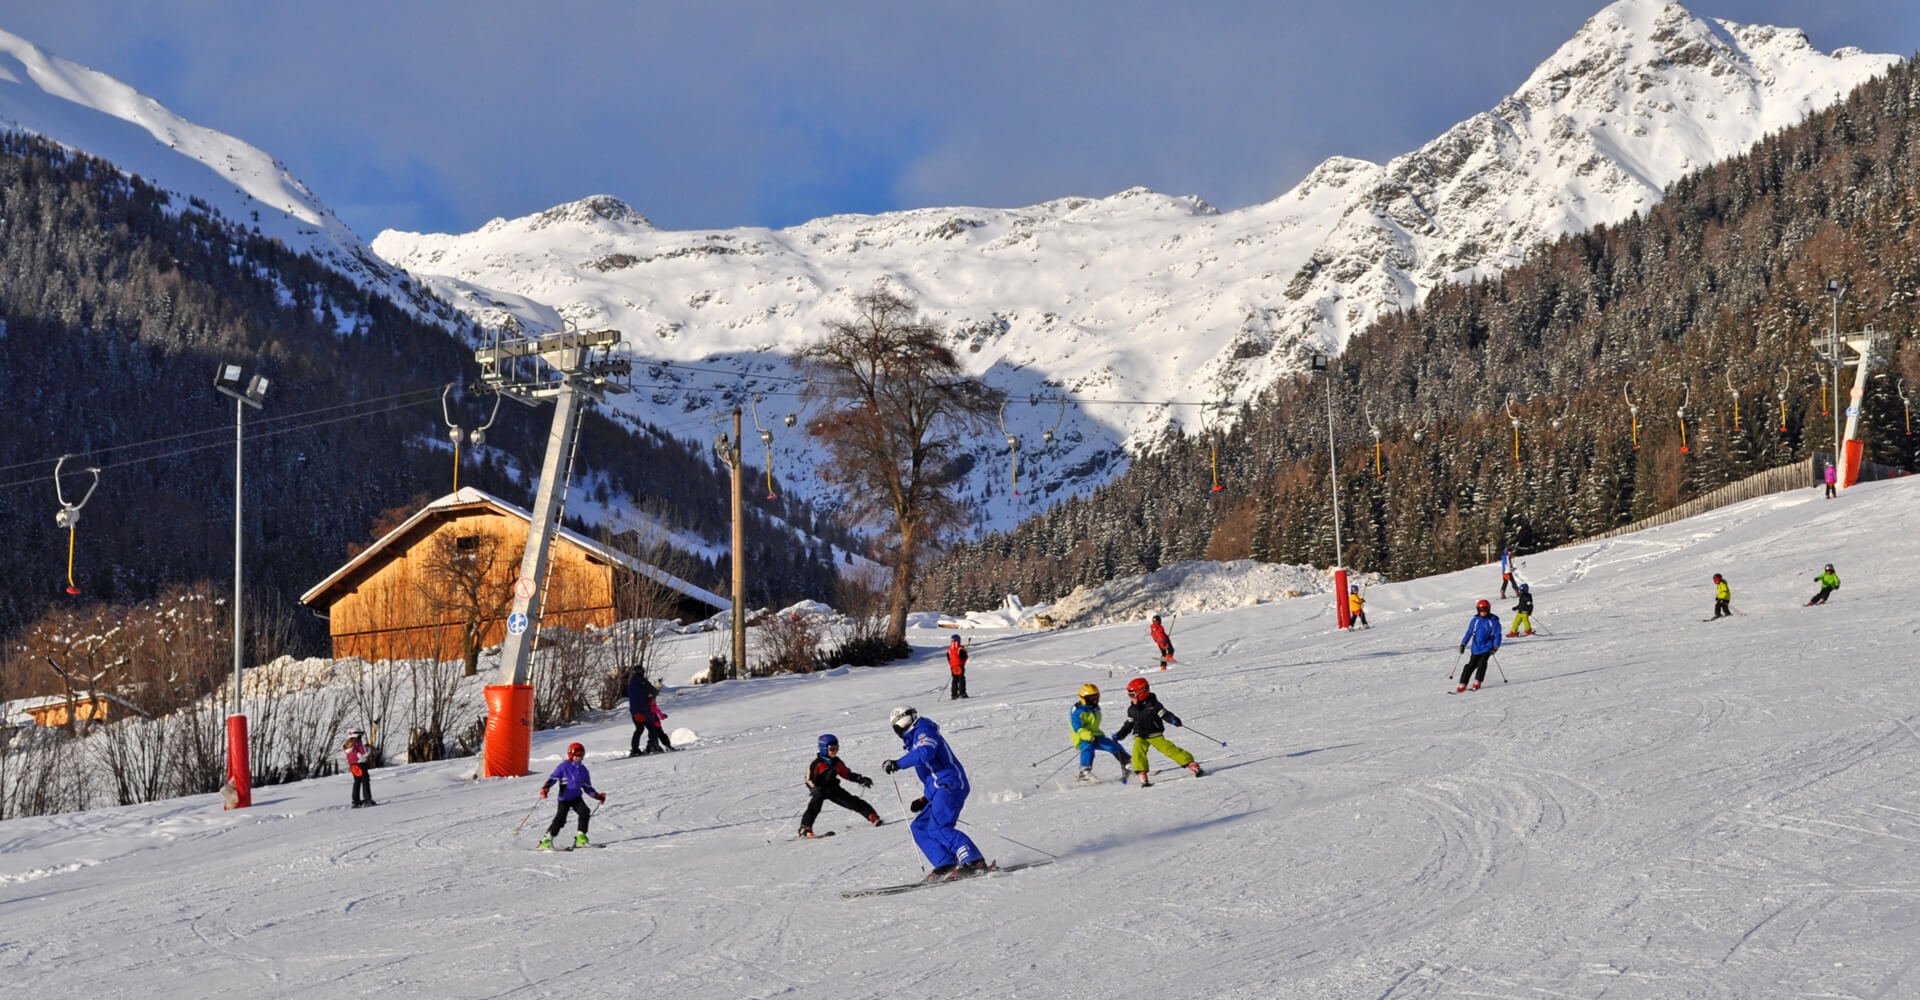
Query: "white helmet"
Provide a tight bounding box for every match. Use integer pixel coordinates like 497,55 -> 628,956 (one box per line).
889,706 -> 918,735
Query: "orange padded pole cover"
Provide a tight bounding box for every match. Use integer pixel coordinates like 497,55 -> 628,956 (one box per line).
483,684 -> 535,778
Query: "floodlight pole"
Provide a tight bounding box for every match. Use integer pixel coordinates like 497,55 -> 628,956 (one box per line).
213,365 -> 267,809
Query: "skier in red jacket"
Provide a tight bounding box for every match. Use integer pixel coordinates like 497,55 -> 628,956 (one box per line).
1148,615 -> 1175,667
946,635 -> 969,699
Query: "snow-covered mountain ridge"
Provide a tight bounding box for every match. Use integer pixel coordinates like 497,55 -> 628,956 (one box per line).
0,27 -> 435,320
374,1 -> 1896,534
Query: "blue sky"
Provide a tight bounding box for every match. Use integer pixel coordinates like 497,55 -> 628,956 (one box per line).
1,1 -> 1914,238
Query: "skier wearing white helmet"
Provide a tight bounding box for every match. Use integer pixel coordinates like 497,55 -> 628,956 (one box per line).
880,706 -> 986,879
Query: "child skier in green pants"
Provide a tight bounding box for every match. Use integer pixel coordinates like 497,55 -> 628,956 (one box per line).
1112,677 -> 1202,787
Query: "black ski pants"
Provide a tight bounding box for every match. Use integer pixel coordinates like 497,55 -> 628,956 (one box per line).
1712,599 -> 1731,618
631,709 -> 672,753
1460,651 -> 1494,686
546,798 -> 592,838
950,674 -> 968,699
1809,586 -> 1834,605
801,785 -> 876,829
351,770 -> 372,805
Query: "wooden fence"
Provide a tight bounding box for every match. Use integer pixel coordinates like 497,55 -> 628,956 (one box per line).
1578,458 -> 1815,543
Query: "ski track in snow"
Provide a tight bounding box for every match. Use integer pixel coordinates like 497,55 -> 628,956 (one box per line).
5,479 -> 1920,997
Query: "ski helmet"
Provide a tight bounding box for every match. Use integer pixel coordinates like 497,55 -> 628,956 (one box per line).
566,742 -> 585,758
1079,683 -> 1100,701
1126,677 -> 1150,697
1825,563 -> 1834,572
1349,584 -> 1359,594
1518,583 -> 1529,592
1713,573 -> 1723,581
951,634 -> 961,643
889,706 -> 918,735
1475,599 -> 1491,611
817,734 -> 838,754
1151,614 -> 1161,623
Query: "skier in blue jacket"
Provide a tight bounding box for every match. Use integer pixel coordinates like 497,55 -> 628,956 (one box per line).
1456,599 -> 1503,692
880,706 -> 987,879
536,742 -> 606,850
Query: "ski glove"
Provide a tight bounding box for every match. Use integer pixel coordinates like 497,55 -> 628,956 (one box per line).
855,776 -> 873,788
1458,644 -> 1467,655
595,793 -> 607,804
882,760 -> 900,774
910,797 -> 928,814
539,786 -> 550,799
1165,715 -> 1182,727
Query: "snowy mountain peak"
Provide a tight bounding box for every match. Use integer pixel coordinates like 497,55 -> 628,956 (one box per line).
527,194 -> 654,232
0,26 -> 429,314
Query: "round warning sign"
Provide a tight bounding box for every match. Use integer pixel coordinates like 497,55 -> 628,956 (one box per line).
514,577 -> 537,600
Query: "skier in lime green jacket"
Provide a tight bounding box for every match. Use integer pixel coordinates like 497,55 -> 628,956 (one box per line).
1069,684 -> 1131,784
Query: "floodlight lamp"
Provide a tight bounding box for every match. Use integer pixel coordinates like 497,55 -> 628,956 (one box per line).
246,375 -> 270,404
1309,352 -> 1329,374
216,364 -> 244,391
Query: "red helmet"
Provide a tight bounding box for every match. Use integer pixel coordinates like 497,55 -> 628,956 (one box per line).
567,742 -> 585,758
1126,677 -> 1150,697
1475,599 -> 1491,611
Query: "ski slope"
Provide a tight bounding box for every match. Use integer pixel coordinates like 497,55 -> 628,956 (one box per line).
5,477 -> 1920,998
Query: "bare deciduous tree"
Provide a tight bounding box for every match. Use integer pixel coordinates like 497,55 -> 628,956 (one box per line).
800,285 -> 1003,648
416,531 -> 517,677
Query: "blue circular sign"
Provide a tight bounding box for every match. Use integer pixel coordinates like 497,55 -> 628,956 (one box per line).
507,612 -> 529,635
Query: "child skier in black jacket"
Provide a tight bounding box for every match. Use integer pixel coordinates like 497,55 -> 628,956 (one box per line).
799,734 -> 883,838
1112,677 -> 1203,787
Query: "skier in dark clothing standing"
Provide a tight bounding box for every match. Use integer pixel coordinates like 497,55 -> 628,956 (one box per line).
1457,599 -> 1503,692
799,734 -> 883,838
537,742 -> 606,850
627,668 -> 673,756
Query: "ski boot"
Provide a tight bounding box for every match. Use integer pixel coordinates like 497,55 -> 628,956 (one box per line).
1469,683 -> 1481,691
1456,684 -> 1468,693
1076,767 -> 1095,783
1119,769 -> 1130,785
950,859 -> 992,879
1136,771 -> 1152,787
798,826 -> 815,838
926,864 -> 957,881
574,833 -> 590,848
867,814 -> 883,827
535,836 -> 554,851
1186,762 -> 1204,777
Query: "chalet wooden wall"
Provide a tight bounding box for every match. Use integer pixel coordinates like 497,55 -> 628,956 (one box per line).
322,507 -> 616,662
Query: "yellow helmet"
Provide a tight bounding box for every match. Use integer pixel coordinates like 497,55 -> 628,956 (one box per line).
1078,683 -> 1100,700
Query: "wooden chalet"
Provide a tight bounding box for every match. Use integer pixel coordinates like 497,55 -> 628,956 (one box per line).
11,691 -> 144,730
300,487 -> 728,662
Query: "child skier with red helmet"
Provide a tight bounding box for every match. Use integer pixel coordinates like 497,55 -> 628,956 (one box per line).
799,734 -> 883,838
1457,599 -> 1503,692
1113,677 -> 1202,787
536,742 -> 606,850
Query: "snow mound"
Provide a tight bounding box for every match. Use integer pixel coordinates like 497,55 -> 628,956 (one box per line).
1038,559 -> 1382,627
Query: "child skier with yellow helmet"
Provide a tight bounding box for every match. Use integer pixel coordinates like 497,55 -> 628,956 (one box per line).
1069,684 -> 1132,784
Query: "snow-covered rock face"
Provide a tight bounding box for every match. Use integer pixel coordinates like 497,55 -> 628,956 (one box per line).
372,0 -> 1894,535
0,28 -> 427,314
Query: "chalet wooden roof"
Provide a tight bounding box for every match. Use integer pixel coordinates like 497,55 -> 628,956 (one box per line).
298,487 -> 729,613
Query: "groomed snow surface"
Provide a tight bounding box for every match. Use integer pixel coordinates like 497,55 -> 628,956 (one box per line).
6,478 -> 1920,998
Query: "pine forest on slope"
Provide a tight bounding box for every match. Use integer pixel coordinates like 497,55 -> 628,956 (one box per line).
927,57 -> 1920,613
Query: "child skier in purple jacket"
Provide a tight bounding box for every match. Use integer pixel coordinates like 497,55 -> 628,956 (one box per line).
537,742 -> 606,850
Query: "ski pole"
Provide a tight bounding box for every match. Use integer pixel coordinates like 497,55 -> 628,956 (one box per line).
1029,745 -> 1076,767
891,774 -> 906,809
1492,652 -> 1510,684
1531,619 -> 1553,636
513,799 -> 540,836
958,820 -> 1060,860
1176,723 -> 1228,748
1032,755 -> 1076,788
1449,650 -> 1464,678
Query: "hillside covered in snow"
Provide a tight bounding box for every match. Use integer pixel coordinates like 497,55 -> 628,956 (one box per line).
375,0 -> 1896,532
4,472 -> 1917,997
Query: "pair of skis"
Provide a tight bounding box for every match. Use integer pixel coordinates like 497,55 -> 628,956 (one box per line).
841,860 -> 1053,899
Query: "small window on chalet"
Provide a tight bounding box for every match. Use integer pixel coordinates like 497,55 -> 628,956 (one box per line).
456,535 -> 481,552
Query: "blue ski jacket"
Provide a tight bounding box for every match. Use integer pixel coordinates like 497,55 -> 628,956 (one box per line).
893,717 -> 970,796
542,760 -> 600,802
1461,614 -> 1504,655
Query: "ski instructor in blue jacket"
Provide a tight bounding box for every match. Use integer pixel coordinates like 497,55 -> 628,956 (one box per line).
1456,598 -> 1503,692
881,706 -> 987,879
